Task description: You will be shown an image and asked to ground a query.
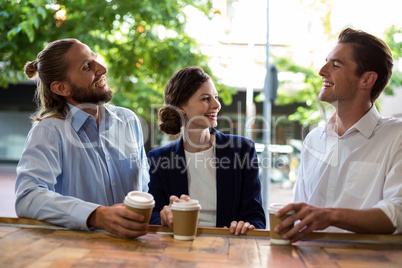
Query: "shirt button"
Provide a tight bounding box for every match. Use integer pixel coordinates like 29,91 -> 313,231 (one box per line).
329,187 -> 333,191
107,156 -> 110,161
112,183 -> 115,186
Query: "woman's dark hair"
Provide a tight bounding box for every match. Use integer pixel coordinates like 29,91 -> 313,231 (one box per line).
338,28 -> 393,102
158,67 -> 210,135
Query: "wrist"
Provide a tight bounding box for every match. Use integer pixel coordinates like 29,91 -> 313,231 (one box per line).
87,206 -> 103,229
329,207 -> 344,227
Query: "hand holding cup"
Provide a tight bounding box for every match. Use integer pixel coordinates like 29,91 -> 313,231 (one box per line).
124,191 -> 155,223
269,203 -> 294,245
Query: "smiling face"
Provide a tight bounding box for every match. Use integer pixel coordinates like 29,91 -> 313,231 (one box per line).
64,42 -> 113,105
318,43 -> 361,105
180,79 -> 221,130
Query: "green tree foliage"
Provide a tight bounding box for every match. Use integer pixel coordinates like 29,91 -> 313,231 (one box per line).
384,25 -> 402,96
273,57 -> 332,126
274,25 -> 402,126
0,0 -> 232,121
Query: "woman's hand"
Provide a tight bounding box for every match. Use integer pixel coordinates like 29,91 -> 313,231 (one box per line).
226,221 -> 255,235
160,194 -> 190,229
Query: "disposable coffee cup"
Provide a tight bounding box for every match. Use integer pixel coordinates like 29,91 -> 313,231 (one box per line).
171,199 -> 201,241
268,203 -> 294,245
124,191 -> 155,223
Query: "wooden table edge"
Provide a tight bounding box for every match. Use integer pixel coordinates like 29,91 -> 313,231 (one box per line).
1,217 -> 402,243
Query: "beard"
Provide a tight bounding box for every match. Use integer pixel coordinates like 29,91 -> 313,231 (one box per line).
69,80 -> 113,105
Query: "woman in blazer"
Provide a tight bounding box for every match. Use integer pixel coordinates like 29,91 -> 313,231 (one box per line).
148,67 -> 266,235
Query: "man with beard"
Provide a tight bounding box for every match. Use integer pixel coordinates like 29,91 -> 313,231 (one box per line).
15,39 -> 150,239
274,28 -> 402,242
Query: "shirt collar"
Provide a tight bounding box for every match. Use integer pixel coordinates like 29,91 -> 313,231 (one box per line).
67,103 -> 93,132
323,105 -> 380,139
103,105 -> 123,124
67,103 -> 124,132
353,105 -> 381,139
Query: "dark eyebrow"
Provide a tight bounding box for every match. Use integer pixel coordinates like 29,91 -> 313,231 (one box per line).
199,94 -> 210,98
80,59 -> 91,68
327,58 -> 344,65
199,93 -> 219,97
80,52 -> 98,67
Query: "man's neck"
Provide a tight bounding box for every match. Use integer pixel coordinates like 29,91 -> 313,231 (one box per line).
333,102 -> 372,136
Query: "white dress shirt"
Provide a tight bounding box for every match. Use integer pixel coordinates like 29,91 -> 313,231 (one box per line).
294,105 -> 402,233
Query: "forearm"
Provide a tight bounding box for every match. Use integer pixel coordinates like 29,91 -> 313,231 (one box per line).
331,207 -> 395,234
87,206 -> 105,229
16,176 -> 99,230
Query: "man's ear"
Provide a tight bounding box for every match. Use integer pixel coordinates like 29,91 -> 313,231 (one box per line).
360,71 -> 378,90
50,81 -> 70,97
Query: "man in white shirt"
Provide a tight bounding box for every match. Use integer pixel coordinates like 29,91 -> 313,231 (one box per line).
274,28 -> 402,242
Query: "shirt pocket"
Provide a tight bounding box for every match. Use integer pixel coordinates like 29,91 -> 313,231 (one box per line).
345,161 -> 380,199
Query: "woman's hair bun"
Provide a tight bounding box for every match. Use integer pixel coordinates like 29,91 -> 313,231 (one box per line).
158,106 -> 183,135
24,60 -> 38,79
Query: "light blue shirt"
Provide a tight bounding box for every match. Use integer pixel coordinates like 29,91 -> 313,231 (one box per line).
15,104 -> 149,231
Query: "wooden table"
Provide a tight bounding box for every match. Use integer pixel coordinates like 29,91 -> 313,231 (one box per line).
1,217 -> 402,267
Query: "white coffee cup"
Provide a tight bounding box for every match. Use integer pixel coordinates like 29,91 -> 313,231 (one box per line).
124,191 -> 155,223
171,199 -> 201,240
268,203 -> 294,245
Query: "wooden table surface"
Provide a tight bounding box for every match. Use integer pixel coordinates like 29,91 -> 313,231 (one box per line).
1,217 -> 402,267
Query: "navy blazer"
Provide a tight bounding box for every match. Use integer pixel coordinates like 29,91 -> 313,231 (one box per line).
147,128 -> 266,229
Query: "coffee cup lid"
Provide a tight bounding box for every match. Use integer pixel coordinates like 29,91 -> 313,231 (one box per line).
268,203 -> 294,214
124,191 -> 155,209
171,199 -> 201,211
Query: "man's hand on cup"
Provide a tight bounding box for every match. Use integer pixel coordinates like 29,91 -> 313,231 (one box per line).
160,194 -> 190,228
87,204 -> 148,239
275,202 -> 333,242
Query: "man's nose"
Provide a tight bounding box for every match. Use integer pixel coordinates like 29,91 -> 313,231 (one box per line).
95,61 -> 107,76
